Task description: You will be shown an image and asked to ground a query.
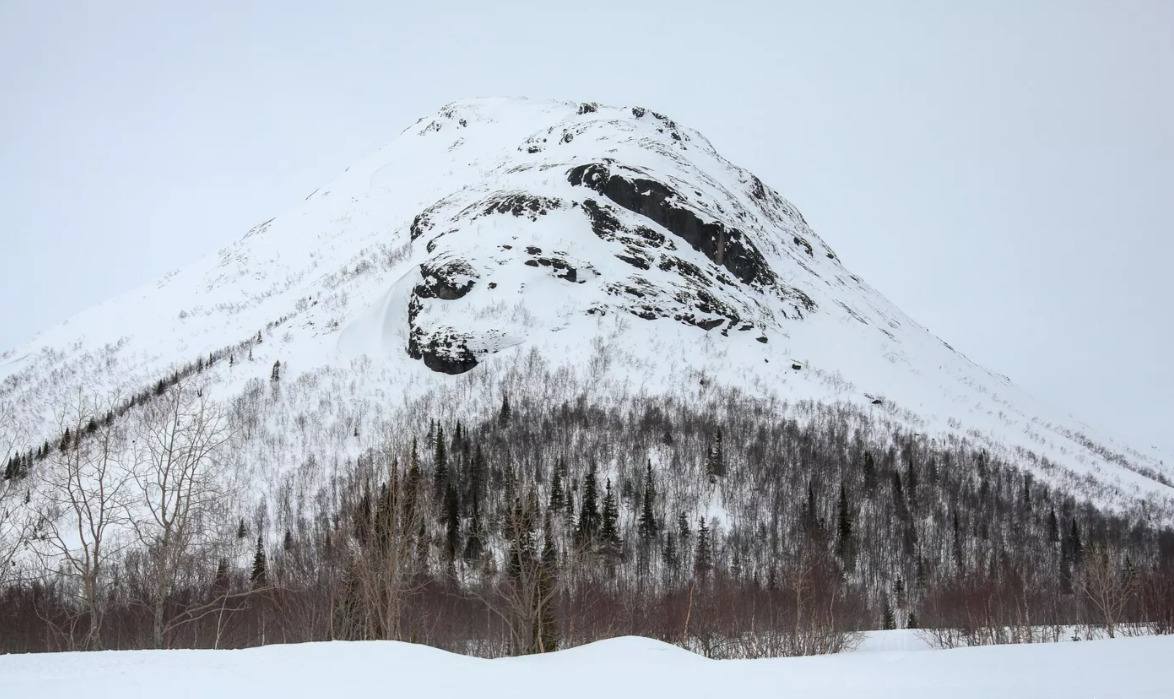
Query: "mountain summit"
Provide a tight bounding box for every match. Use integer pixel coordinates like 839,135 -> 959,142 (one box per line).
2,97 -> 1170,508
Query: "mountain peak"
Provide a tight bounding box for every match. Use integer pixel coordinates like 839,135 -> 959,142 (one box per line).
2,98 -> 1171,512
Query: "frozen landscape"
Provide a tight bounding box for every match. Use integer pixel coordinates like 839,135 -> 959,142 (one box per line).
1,98 -> 1171,664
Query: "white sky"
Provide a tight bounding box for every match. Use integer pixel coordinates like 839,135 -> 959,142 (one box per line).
1,1 -> 1171,455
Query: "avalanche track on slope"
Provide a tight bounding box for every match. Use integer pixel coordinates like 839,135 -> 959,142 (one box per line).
1,97 -> 1170,510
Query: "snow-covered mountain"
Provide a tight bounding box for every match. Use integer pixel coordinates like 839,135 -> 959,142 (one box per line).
2,97 -> 1170,510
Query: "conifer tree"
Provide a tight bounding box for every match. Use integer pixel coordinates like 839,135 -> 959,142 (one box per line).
905,458 -> 918,512
537,510 -> 559,653
464,492 -> 484,561
549,459 -> 565,513
804,482 -> 821,538
678,511 -> 691,544
663,533 -> 679,575
882,600 -> 896,630
575,463 -> 601,548
892,471 -> 908,520
434,425 -> 448,495
694,517 -> 712,577
405,438 -> 422,524
444,479 -> 461,563
863,451 -> 877,494
1048,508 -> 1060,543
251,535 -> 268,587
213,558 -> 230,597
836,482 -> 854,567
600,479 -> 622,559
499,394 -> 512,426
270,360 -> 281,382
638,461 -> 658,544
1068,519 -> 1083,566
906,611 -> 918,629
469,444 -> 485,503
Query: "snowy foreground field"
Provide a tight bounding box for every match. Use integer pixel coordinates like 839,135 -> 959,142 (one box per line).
2,632 -> 1171,699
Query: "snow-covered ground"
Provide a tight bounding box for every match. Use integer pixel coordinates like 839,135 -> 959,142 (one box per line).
2,632 -> 1170,699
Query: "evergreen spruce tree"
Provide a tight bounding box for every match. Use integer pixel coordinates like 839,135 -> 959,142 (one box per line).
1048,508 -> 1060,543
415,519 -> 429,574
251,535 -> 268,587
694,517 -> 712,577
537,510 -> 559,653
499,394 -> 512,426
836,482 -> 854,567
464,492 -> 484,561
563,482 -> 575,524
905,459 -> 918,512
600,479 -> 622,559
283,530 -> 294,551
892,471 -> 908,521
469,444 -> 485,502
952,510 -> 964,572
549,459 -> 565,513
863,451 -> 878,493
678,511 -> 691,544
906,611 -> 918,629
444,479 -> 461,563
1068,519 -> 1083,566
434,425 -> 448,495
638,461 -> 658,544
575,463 -> 601,548
270,360 -> 281,382
804,482 -> 821,538
213,558 -> 230,597
405,438 -> 422,524
882,600 -> 896,630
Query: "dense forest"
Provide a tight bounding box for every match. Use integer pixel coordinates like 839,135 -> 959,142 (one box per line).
2,358 -> 1173,657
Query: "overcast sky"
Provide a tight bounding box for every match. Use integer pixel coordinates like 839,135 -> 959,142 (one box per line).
2,1 -> 1171,455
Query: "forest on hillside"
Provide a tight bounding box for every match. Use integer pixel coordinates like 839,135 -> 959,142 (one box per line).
2,357 -> 1173,657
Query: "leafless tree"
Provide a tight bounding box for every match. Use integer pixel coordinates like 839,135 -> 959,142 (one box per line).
1083,541 -> 1138,639
129,379 -> 235,648
36,391 -> 132,649
471,489 -> 574,655
0,403 -> 30,587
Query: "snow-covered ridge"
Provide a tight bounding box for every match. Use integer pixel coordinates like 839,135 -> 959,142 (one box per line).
1,96 -> 1170,509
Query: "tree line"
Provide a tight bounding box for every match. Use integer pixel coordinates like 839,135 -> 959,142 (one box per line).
1,371 -> 1172,657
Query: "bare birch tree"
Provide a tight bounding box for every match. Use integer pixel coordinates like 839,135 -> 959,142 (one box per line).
130,379 -> 235,648
1083,541 -> 1138,639
0,403 -> 29,587
336,438 -> 428,641
37,391 -> 131,649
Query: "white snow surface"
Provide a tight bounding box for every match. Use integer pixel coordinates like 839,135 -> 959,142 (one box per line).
2,633 -> 1172,699
1,96 -> 1171,510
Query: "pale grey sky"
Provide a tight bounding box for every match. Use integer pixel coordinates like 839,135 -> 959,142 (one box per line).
1,1 -> 1171,455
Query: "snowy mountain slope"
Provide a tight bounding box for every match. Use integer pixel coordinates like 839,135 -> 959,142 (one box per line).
1,96 -> 1170,510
